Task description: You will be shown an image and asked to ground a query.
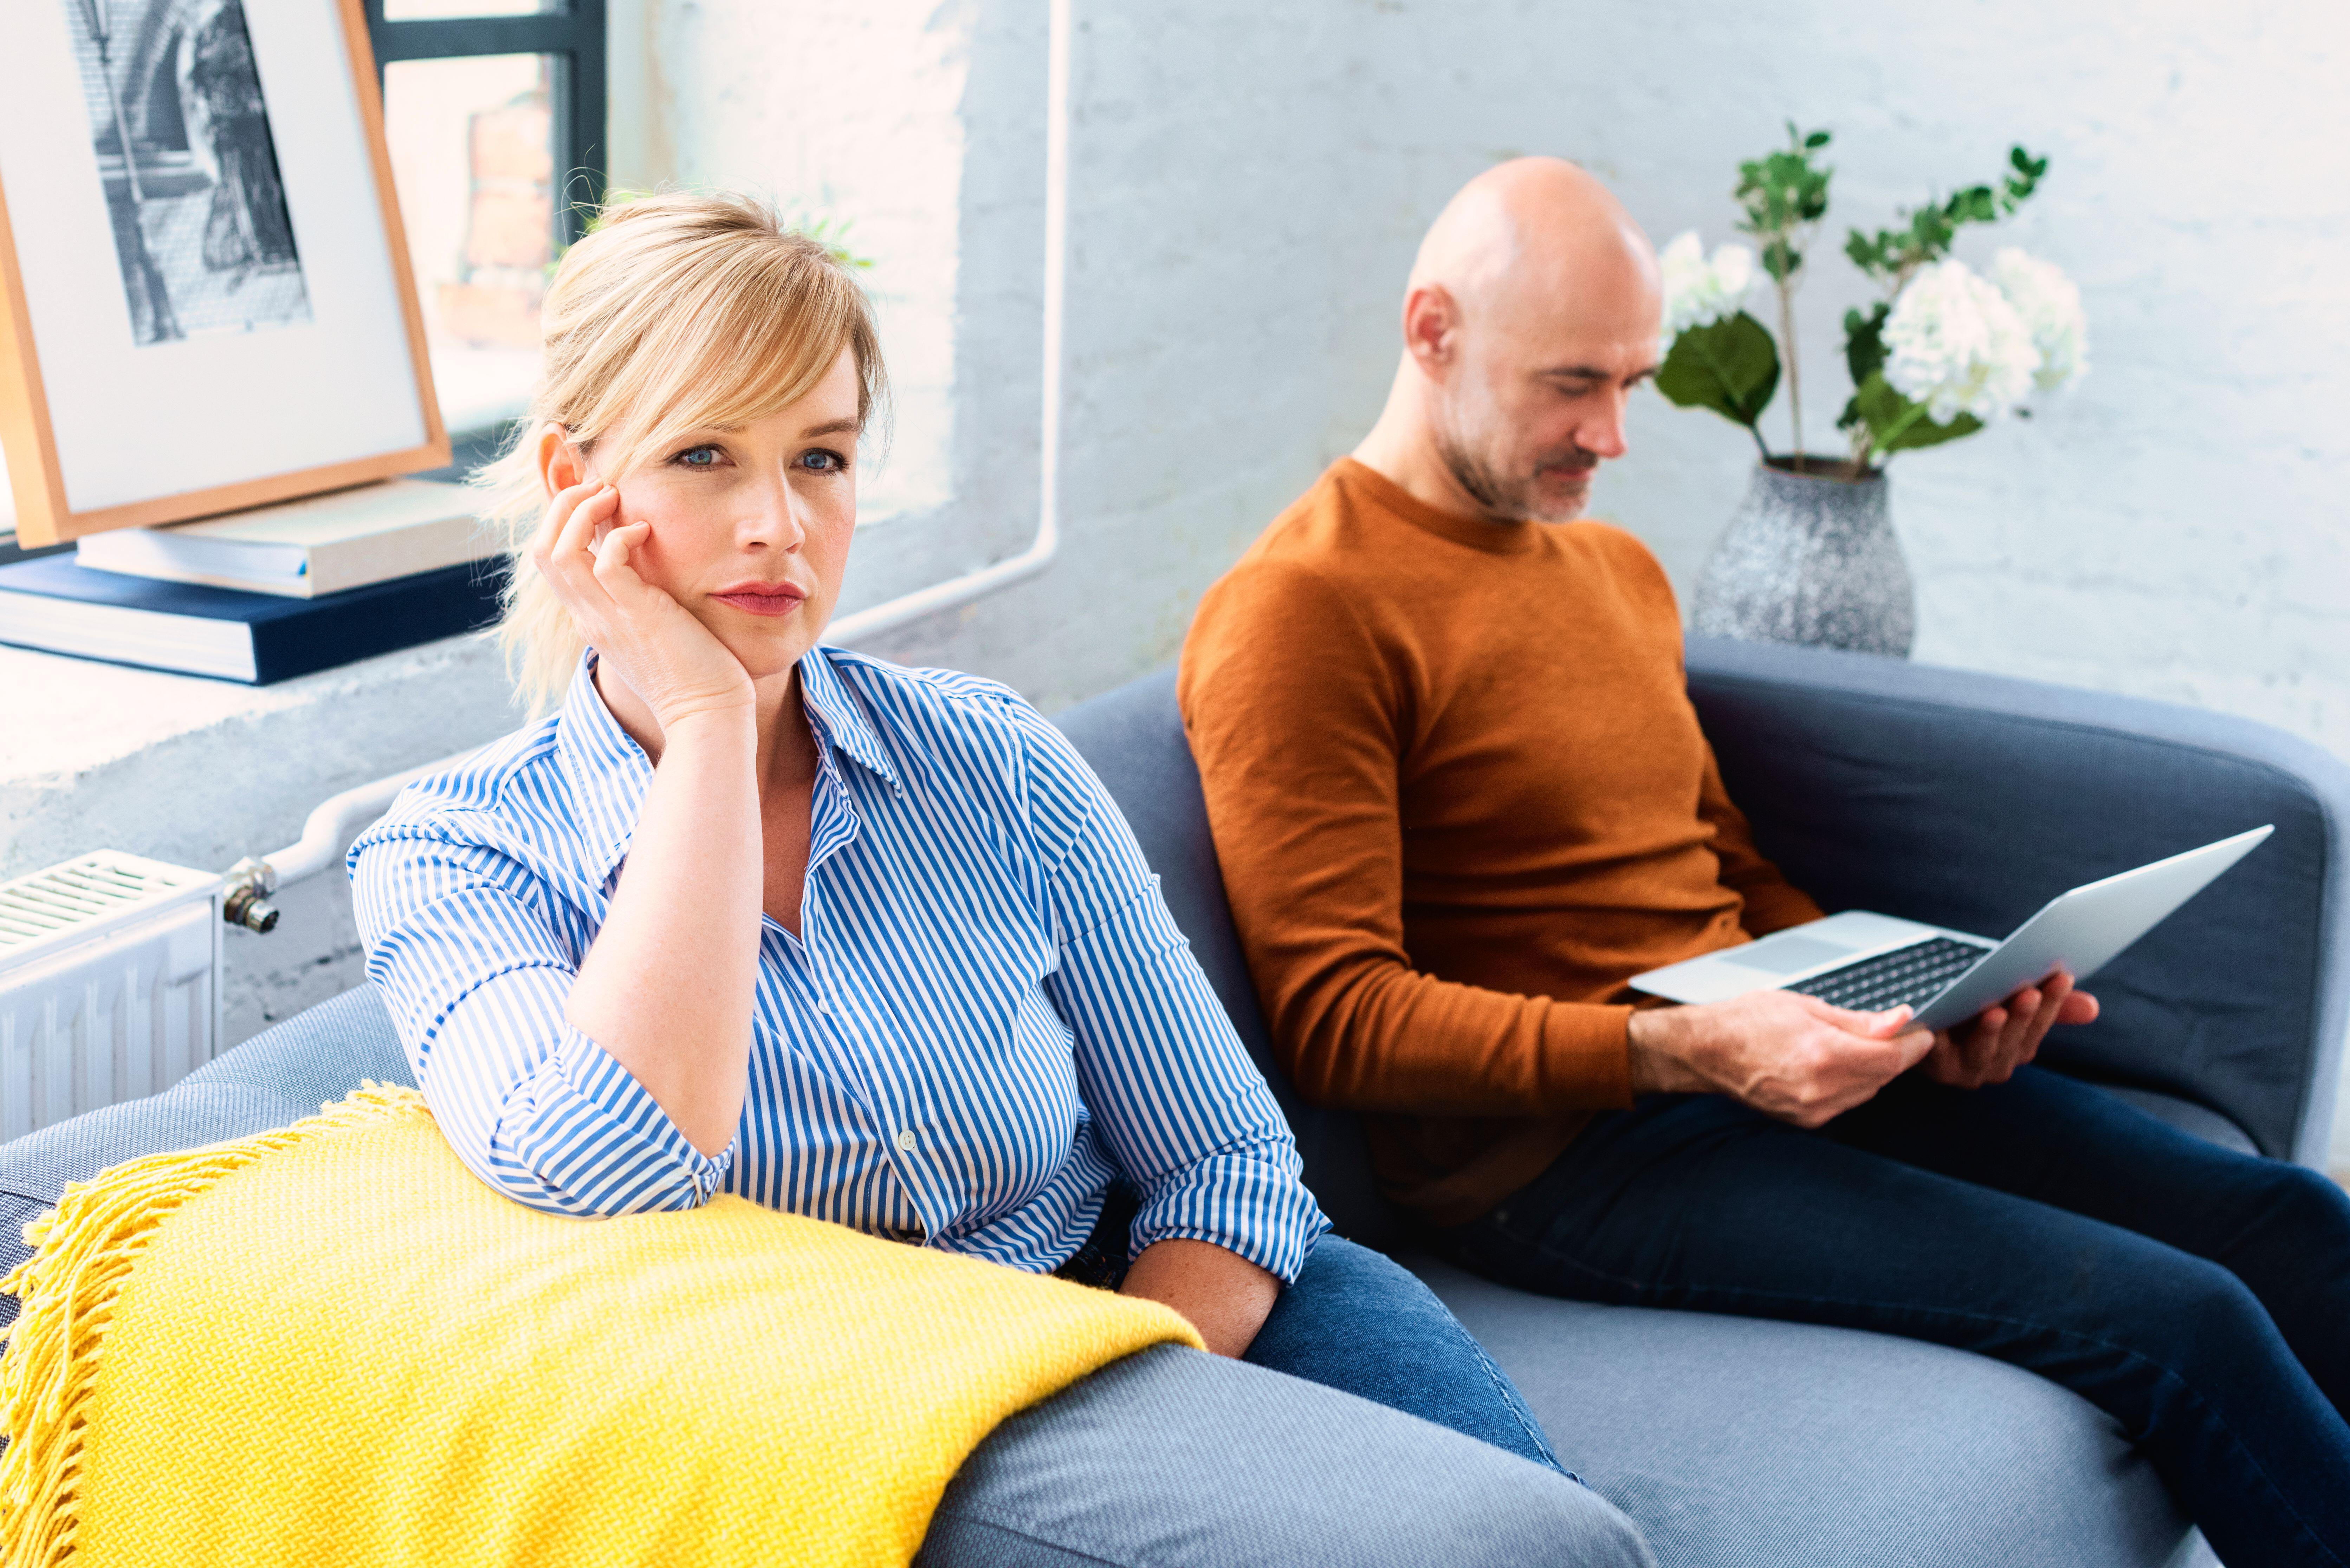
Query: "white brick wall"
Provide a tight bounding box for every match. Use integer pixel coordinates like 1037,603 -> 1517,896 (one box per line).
604,0 -> 2350,741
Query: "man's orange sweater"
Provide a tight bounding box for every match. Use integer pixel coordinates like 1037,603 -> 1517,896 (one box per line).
1179,459 -> 1824,1224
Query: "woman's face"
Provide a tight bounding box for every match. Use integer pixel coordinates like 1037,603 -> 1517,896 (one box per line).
577,349 -> 863,684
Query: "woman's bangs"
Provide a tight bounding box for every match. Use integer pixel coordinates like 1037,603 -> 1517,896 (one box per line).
604,286 -> 853,478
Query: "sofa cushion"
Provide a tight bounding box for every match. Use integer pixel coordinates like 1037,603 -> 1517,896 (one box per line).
1407,1253 -> 2188,1568
0,980 -> 2199,1566
179,982 -> 416,1105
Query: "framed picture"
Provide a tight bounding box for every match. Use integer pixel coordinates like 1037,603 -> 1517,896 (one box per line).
0,0 -> 446,548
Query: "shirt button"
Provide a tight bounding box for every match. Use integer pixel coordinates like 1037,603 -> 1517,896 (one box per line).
816,997 -> 832,1014
895,1128 -> 918,1152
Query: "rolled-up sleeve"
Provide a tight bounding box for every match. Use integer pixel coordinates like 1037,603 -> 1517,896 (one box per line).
1016,718 -> 1331,1284
352,827 -> 733,1216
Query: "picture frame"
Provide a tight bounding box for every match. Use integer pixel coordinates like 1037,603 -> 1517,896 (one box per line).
0,0 -> 446,548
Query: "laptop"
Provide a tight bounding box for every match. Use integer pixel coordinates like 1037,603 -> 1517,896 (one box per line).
1629,826 -> 2274,1031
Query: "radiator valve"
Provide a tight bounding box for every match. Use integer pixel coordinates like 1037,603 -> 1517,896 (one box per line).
222,857 -> 280,933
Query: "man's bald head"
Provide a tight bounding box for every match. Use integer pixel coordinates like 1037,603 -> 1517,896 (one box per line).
1409,157 -> 1658,327
1365,158 -> 1663,523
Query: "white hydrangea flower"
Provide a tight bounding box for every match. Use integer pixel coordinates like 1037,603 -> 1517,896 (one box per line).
1990,247 -> 2090,391
1659,231 -> 1757,343
1881,258 -> 2042,424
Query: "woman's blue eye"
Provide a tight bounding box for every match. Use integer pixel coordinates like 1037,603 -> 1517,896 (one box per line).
801,449 -> 847,473
675,446 -> 720,468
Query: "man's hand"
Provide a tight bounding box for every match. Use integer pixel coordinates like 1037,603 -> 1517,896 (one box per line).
1919,972 -> 2099,1089
1627,991 -> 1935,1127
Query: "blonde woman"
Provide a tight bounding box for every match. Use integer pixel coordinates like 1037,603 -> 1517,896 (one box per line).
349,193 -> 1646,1567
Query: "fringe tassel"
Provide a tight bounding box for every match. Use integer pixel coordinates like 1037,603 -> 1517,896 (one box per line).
0,1084 -> 432,1568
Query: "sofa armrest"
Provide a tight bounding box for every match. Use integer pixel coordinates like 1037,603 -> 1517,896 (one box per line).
1687,635 -> 2350,1166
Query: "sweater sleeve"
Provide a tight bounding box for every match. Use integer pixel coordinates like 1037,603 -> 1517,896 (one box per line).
1179,558 -> 1634,1120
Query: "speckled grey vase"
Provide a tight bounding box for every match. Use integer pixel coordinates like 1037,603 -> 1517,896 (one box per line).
1690,463 -> 1914,657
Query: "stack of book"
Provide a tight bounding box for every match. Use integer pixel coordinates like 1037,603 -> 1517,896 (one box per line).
0,481 -> 507,684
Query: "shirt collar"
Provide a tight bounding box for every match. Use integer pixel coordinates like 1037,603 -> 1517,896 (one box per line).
551,647 -> 904,881
797,646 -> 902,794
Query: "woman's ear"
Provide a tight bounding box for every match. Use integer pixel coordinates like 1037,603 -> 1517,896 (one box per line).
535,423 -> 591,497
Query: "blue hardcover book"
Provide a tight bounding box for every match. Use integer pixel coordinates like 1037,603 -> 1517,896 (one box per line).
0,556 -> 506,684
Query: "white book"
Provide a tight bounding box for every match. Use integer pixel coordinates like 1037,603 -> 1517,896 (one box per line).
74,480 -> 494,599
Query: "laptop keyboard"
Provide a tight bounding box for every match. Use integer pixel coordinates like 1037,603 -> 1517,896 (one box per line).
1782,937 -> 1992,1013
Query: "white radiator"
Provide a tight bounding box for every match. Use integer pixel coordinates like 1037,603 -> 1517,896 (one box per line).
0,852 -> 223,1140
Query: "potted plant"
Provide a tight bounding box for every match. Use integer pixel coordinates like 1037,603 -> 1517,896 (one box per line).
1656,126 -> 2089,656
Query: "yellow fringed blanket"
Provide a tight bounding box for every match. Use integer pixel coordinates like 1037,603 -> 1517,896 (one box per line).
0,1086 -> 1200,1567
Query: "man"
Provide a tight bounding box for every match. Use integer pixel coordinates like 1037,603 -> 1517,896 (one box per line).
1179,157 -> 2350,1566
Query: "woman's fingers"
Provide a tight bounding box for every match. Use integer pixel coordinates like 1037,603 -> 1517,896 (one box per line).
591,520 -> 659,603
540,484 -> 622,610
593,518 -> 651,573
530,479 -> 603,567
556,483 -> 617,568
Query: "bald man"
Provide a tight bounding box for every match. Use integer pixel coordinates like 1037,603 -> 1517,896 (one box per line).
1179,158 -> 2350,1563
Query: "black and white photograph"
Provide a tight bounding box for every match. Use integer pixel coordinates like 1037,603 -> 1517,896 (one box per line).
63,0 -> 312,345
0,0 -> 440,544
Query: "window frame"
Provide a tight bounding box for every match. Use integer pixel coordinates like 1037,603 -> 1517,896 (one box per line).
361,1 -> 607,249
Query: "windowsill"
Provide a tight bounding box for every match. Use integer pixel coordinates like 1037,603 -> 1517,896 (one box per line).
2,632 -> 528,884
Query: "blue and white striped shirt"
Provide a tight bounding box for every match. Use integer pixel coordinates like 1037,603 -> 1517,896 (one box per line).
349,648 -> 1328,1282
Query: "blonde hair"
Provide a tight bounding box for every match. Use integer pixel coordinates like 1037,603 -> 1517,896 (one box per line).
474,190 -> 887,713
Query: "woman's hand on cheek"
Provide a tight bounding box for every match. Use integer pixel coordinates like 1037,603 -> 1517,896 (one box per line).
531,481 -> 755,732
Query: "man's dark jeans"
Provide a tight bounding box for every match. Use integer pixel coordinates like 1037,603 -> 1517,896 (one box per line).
1246,1235 -> 1565,1476
1435,1067 -> 2350,1568
1061,1188 -> 1564,1475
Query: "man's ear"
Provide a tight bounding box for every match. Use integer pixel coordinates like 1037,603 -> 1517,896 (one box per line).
535,423 -> 591,497
1400,284 -> 1460,378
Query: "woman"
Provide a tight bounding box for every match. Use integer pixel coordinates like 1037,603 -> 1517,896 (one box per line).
350,192 -> 1632,1565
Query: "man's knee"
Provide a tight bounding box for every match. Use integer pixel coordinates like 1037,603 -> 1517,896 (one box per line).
2261,1160 -> 2350,1242
2129,1249 -> 2279,1376
919,1344 -> 1653,1568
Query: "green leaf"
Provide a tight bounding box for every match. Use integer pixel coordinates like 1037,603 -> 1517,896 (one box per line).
1805,130 -> 1832,149
1656,311 -> 1782,428
1852,372 -> 1983,456
1843,302 -> 1889,389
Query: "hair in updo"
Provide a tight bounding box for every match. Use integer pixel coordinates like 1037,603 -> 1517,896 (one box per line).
473,189 -> 887,713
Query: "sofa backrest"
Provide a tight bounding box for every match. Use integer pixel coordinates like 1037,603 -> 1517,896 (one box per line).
1687,636 -> 2350,1165
1054,669 -> 1403,1248
1057,640 -> 2350,1219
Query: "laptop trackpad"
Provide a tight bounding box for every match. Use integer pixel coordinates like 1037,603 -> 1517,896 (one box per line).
1718,932 -> 1864,976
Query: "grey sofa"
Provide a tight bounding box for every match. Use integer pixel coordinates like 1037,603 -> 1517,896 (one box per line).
3,635 -> 2343,1567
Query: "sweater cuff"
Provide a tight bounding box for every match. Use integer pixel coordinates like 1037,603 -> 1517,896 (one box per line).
1537,1001 -> 1637,1111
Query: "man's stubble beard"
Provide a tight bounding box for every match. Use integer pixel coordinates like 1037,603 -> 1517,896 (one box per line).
1431,394 -> 1596,525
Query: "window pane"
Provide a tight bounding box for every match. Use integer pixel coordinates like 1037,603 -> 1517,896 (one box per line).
382,53 -> 555,434
380,0 -> 560,20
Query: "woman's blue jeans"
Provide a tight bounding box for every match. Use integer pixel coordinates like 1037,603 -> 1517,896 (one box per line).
1432,1066 -> 2350,1568
1243,1234 -> 1564,1475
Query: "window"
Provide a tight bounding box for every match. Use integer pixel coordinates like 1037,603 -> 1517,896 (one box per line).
366,0 -> 604,440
